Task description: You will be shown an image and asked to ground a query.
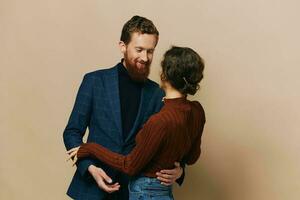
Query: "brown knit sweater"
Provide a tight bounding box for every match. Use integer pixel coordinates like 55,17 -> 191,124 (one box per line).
77,97 -> 205,177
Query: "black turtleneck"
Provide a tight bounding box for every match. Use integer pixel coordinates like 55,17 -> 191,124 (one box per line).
118,61 -> 143,141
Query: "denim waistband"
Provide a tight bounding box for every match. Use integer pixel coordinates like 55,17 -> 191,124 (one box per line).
129,176 -> 173,195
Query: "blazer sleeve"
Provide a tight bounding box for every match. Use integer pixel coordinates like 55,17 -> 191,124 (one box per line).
63,73 -> 95,177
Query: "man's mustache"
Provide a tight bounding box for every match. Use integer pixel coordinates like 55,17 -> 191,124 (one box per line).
137,60 -> 149,65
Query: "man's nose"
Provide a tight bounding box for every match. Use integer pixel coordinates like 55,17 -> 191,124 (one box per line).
140,51 -> 148,63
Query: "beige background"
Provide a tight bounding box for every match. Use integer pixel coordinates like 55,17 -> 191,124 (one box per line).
1,0 -> 300,199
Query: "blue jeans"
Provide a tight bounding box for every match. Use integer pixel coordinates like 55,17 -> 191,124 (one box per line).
128,176 -> 174,200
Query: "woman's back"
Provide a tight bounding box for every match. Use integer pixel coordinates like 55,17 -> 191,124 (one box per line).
140,97 -> 206,177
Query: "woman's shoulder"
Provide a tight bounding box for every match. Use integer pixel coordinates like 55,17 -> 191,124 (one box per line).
145,108 -> 184,132
189,100 -> 204,111
148,109 -> 174,124
188,100 -> 206,122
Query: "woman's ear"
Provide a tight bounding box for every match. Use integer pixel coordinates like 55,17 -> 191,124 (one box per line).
119,41 -> 126,54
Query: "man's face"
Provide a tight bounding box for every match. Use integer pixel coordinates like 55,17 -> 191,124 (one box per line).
120,32 -> 158,82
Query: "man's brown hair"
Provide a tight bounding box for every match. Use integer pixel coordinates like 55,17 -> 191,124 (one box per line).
120,15 -> 159,45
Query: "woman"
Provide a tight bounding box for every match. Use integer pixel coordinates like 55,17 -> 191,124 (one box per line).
67,46 -> 206,200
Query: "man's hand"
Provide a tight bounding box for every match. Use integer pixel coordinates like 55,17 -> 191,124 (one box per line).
156,162 -> 183,186
88,165 -> 120,193
66,148 -> 120,193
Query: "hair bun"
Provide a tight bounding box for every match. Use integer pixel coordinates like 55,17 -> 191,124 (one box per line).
182,77 -> 200,95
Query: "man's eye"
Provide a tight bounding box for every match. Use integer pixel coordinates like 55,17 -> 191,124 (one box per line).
136,49 -> 142,52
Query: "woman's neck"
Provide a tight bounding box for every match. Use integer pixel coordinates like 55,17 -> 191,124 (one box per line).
164,87 -> 184,99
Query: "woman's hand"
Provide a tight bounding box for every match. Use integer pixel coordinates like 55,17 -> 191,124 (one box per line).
66,146 -> 80,166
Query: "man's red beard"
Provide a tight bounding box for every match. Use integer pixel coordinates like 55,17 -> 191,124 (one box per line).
123,57 -> 150,82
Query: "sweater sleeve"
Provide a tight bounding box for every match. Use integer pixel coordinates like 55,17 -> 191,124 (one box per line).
184,124 -> 204,165
184,101 -> 206,165
77,116 -> 167,176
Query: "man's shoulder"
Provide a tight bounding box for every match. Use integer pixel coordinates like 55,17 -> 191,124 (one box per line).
145,79 -> 163,91
145,79 -> 165,97
84,65 -> 118,79
146,78 -> 159,88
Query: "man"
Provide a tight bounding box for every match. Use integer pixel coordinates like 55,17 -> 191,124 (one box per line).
63,16 -> 184,200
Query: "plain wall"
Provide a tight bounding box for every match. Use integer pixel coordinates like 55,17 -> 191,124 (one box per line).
1,0 -> 299,199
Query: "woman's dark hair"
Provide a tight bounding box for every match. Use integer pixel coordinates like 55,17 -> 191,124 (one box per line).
161,46 -> 205,95
120,15 -> 159,45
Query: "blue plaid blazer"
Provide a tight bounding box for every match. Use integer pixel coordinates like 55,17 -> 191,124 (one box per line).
63,63 -> 165,199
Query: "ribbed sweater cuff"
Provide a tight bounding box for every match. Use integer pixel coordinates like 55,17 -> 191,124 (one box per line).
77,143 -> 92,159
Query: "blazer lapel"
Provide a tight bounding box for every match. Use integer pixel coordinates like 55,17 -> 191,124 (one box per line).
103,66 -> 123,145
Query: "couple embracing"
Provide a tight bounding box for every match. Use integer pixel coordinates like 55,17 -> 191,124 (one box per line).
64,15 -> 205,200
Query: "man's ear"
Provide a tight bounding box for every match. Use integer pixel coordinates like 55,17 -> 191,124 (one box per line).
119,41 -> 126,54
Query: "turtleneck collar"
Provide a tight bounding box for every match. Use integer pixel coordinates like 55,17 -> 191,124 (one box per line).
163,96 -> 187,106
118,59 -> 129,76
